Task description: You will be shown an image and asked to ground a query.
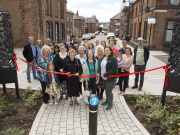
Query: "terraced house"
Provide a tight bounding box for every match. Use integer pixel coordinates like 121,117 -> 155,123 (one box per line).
121,0 -> 179,50
0,0 -> 67,47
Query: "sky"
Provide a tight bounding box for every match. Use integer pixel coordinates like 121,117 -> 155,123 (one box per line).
67,0 -> 125,23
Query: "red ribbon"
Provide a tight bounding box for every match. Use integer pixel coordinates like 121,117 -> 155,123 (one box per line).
15,55 -> 169,87
163,65 -> 169,87
13,53 -> 19,71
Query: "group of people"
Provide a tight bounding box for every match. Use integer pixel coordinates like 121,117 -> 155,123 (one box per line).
23,35 -> 149,110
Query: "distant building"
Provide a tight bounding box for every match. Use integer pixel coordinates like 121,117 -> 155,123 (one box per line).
110,12 -> 121,34
121,0 -> 179,50
0,0 -> 67,47
86,16 -> 97,33
99,22 -> 110,32
67,9 -> 74,36
73,11 -> 86,37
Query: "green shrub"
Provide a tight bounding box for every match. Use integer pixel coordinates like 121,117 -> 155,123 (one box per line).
0,127 -> 25,135
0,96 -> 7,117
161,112 -> 180,134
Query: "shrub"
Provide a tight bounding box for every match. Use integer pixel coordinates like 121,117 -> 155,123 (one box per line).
0,96 -> 7,117
0,127 -> 25,135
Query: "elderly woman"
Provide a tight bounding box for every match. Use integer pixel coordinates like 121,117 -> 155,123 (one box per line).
83,50 -> 99,94
76,46 -> 87,99
63,49 -> 83,106
98,46 -> 118,110
95,45 -> 105,100
54,45 -> 69,101
37,45 -> 54,104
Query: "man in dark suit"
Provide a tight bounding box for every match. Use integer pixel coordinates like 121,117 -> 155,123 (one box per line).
23,36 -> 37,83
63,36 -> 74,47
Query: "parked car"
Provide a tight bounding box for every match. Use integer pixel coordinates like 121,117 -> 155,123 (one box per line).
108,38 -> 117,44
104,31 -> 107,35
102,30 -> 104,33
82,33 -> 91,40
95,31 -> 99,35
88,33 -> 93,39
93,33 -> 96,38
107,33 -> 115,39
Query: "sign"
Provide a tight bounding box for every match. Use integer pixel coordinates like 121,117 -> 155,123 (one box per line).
148,18 -> 156,24
155,10 -> 167,12
90,97 -> 99,106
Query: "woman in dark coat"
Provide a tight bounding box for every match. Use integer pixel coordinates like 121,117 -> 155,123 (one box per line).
54,45 -> 69,100
63,49 -> 83,106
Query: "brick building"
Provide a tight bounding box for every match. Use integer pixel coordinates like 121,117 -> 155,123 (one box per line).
86,16 -> 97,33
66,9 -> 74,36
110,12 -> 121,34
0,0 -> 67,47
121,0 -> 179,50
73,11 -> 86,37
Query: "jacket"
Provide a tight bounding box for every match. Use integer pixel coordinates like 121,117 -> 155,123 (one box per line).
83,58 -> 98,81
46,73 -> 60,88
133,45 -> 150,66
98,54 -> 118,82
23,43 -> 37,62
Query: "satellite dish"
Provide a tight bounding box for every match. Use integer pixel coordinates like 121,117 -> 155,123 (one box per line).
145,6 -> 150,13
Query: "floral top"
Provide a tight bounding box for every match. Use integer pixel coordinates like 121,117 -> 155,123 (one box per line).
37,56 -> 54,82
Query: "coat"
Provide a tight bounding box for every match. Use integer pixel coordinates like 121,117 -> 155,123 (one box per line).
23,43 -> 37,62
98,54 -> 118,82
63,58 -> 83,97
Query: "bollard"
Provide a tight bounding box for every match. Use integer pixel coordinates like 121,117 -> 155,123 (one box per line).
88,94 -> 99,135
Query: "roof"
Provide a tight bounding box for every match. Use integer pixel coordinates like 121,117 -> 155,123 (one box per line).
67,9 -> 75,15
86,17 -> 96,23
73,14 -> 86,20
111,12 -> 121,19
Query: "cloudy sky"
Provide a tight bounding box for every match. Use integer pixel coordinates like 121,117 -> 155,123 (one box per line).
67,0 -> 124,22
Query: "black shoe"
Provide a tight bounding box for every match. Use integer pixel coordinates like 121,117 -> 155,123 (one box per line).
59,96 -> 63,101
65,96 -> 69,100
131,85 -> 138,89
106,104 -> 113,110
34,77 -> 38,80
138,86 -> 142,91
52,96 -> 55,99
99,96 -> 103,100
101,100 -> 108,106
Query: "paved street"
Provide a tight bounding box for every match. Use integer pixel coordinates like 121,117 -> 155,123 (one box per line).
1,33 -> 178,135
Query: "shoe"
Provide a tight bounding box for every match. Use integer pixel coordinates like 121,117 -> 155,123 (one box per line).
34,77 -> 38,80
65,96 -> 69,100
118,91 -> 122,95
28,80 -> 31,83
54,102 -> 58,105
49,101 -> 53,106
101,100 -> 108,106
138,86 -> 142,91
106,104 -> 113,110
52,96 -> 55,99
80,94 -> 83,100
131,85 -> 138,89
74,100 -> 79,105
69,101 -> 73,106
59,96 -> 63,101
121,92 -> 125,96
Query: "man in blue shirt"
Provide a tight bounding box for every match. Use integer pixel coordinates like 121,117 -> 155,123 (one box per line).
23,36 -> 37,83
119,40 -> 132,55
63,36 -> 74,47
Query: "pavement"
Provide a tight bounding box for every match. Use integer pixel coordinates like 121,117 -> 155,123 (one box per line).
1,33 -> 178,135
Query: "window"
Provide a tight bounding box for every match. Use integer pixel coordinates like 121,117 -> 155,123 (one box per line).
134,23 -> 136,37
135,6 -> 137,16
70,15 -> 72,22
170,0 -> 180,6
138,22 -> 142,37
147,0 -> 150,7
140,0 -> 143,13
55,23 -> 59,43
61,2 -> 64,19
67,13 -> 69,22
46,0 -> 52,15
114,20 -> 117,25
46,0 -> 48,14
46,22 -> 53,41
143,21 -> 148,40
61,23 -> 65,40
49,0 -> 51,15
165,21 -> 174,42
55,0 -> 58,17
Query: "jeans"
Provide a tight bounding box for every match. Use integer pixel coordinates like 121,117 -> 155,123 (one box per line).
134,65 -> 146,87
27,58 -> 37,81
118,68 -> 129,92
